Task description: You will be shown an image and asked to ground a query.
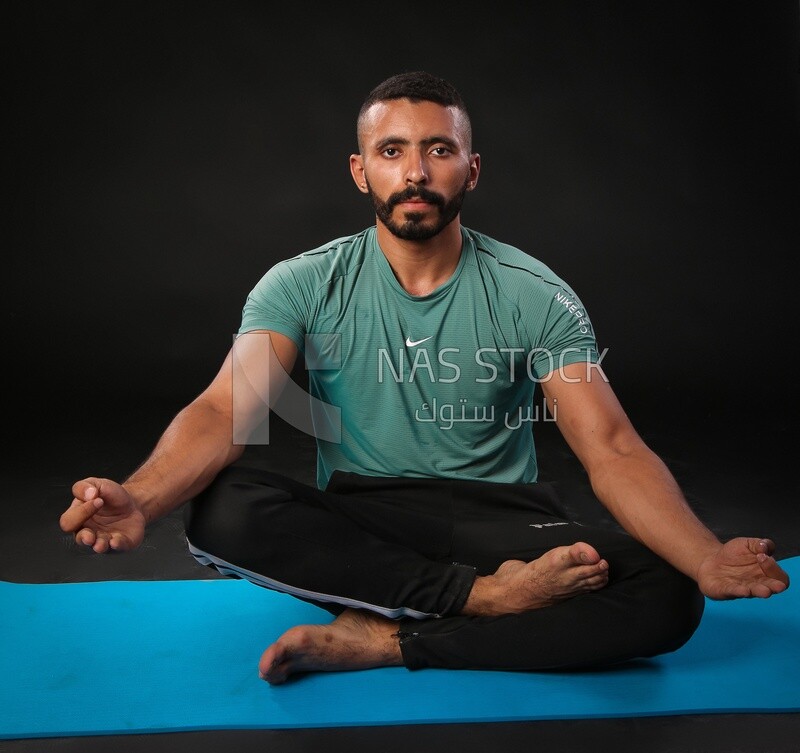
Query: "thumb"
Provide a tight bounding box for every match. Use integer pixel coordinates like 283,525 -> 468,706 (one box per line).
72,477 -> 108,502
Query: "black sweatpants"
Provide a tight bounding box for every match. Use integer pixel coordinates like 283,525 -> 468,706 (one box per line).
183,466 -> 705,671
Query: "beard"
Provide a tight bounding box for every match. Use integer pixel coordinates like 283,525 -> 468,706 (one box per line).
366,176 -> 470,241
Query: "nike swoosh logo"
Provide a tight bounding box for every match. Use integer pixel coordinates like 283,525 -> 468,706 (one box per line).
405,336 -> 433,347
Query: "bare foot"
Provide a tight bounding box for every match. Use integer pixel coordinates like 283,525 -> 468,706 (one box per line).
258,608 -> 403,685
464,542 -> 609,616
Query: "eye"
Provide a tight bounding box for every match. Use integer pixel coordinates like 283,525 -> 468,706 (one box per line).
431,146 -> 451,156
382,147 -> 399,158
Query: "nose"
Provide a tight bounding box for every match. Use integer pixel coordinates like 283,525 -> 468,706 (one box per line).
404,149 -> 429,185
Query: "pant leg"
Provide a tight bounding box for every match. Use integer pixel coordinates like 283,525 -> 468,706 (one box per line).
186,468 -> 704,670
396,477 -> 705,670
183,465 -> 475,619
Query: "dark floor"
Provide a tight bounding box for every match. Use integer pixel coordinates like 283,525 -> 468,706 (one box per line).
1,393 -> 798,753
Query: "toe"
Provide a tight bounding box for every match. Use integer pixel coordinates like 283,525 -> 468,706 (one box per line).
571,541 -> 601,566
259,643 -> 281,679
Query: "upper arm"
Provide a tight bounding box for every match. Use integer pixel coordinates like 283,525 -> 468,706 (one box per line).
195,330 -> 299,440
540,361 -> 649,476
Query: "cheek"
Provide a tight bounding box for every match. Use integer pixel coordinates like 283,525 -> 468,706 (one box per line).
363,162 -> 397,187
364,169 -> 403,203
442,167 -> 472,196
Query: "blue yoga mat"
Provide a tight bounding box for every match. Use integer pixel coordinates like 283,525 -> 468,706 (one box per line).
1,557 -> 798,739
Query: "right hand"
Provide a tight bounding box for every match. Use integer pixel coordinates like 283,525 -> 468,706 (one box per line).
60,478 -> 146,553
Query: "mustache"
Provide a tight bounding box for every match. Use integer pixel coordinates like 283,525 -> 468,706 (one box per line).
386,186 -> 445,210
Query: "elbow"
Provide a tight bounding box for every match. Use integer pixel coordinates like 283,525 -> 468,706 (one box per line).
581,430 -> 654,482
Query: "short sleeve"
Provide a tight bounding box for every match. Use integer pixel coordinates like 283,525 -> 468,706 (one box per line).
238,262 -> 309,349
527,285 -> 599,379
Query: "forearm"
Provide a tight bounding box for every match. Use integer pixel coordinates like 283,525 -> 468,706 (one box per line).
122,397 -> 244,524
588,447 -> 721,580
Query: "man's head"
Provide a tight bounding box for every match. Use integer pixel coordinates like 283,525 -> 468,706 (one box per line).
356,71 -> 473,153
351,71 -> 480,242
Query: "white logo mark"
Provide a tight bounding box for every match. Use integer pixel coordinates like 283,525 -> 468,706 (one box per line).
405,336 -> 433,347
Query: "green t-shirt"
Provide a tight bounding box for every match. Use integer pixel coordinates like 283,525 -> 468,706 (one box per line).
240,226 -> 599,489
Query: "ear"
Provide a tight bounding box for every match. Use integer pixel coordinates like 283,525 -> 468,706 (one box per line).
349,154 -> 369,193
466,152 -> 481,191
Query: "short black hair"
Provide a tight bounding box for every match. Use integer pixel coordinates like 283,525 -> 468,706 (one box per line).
359,71 -> 468,115
356,71 -> 472,150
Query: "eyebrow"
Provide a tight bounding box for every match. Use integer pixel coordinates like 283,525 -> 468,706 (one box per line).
374,135 -> 460,152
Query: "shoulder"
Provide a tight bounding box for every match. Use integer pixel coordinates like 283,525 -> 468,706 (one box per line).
465,228 -> 580,298
266,229 -> 370,284
251,228 -> 372,297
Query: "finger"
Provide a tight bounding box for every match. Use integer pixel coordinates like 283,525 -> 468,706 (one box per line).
759,538 -> 776,554
76,527 -> 97,547
93,534 -> 110,554
109,533 -> 131,552
763,580 -> 788,596
756,554 -> 791,587
754,575 -> 790,596
747,538 -> 776,555
749,582 -> 775,599
60,497 -> 104,532
710,582 -> 750,600
71,477 -> 106,498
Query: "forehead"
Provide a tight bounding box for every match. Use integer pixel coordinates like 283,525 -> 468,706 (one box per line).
359,99 -> 469,150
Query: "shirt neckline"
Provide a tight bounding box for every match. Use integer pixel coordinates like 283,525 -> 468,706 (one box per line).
369,226 -> 471,302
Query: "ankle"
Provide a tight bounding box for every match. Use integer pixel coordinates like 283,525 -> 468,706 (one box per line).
461,574 -> 500,617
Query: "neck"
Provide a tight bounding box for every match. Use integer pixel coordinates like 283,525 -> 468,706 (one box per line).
375,220 -> 463,297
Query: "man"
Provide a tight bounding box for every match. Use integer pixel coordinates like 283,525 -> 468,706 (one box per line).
61,71 -> 789,685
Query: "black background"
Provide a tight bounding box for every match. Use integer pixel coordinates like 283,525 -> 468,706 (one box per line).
8,1 -> 798,430
3,3 -> 799,751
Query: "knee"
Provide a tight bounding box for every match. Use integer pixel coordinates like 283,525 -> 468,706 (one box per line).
183,469 -> 265,557
184,466 -> 295,560
183,481 -> 234,557
634,565 -> 705,658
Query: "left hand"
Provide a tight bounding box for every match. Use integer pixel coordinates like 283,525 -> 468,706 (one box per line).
697,537 -> 790,600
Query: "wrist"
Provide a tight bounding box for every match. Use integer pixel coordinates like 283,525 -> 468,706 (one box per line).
693,540 -> 724,582
121,481 -> 155,524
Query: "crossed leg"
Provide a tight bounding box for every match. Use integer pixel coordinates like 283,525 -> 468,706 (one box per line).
186,468 -> 703,684
259,541 -> 609,684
